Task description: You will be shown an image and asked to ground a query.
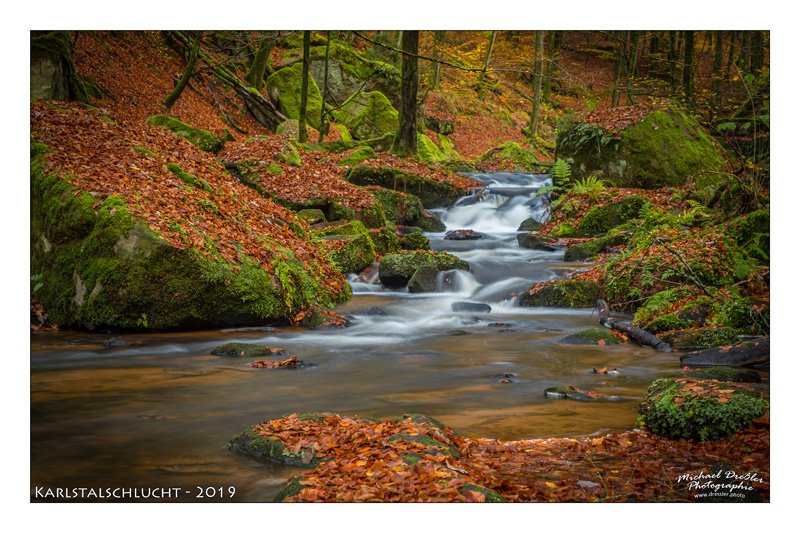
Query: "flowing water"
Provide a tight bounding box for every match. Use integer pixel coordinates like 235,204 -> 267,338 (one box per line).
30,172 -> 685,502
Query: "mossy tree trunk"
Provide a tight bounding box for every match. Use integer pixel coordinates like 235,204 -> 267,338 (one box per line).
298,31 -> 311,143
611,31 -> 625,108
668,31 -> 678,91
391,30 -> 419,157
245,33 -> 276,92
543,30 -> 562,101
430,31 -> 445,90
477,31 -> 497,98
712,31 -> 723,112
527,31 -> 545,142
164,31 -> 201,109
682,30 -> 695,101
317,31 -> 331,143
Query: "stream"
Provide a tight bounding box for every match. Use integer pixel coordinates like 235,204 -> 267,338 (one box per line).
30,172 -> 684,502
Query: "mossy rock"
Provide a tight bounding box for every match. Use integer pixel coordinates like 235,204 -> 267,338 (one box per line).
476,141 -> 546,172
321,234 -> 376,274
638,378 -> 768,441
30,150 -> 345,330
333,90 -> 398,140
296,208 -> 326,225
544,386 -> 597,401
338,145 -> 376,166
557,106 -> 726,189
367,187 -> 423,225
407,264 -> 439,293
661,327 -> 741,351
145,115 -> 227,153
31,31 -> 101,103
519,280 -> 601,308
417,133 -> 448,164
400,229 -> 430,251
517,233 -> 559,251
458,483 -> 506,503
266,63 -> 324,130
379,251 -> 469,289
415,210 -> 447,232
397,413 -> 449,431
227,427 -> 320,467
728,208 -> 769,265
560,328 -> 622,345
314,219 -> 370,239
275,119 -> 300,136
687,366 -> 762,383
564,229 -> 629,261
424,114 -> 455,135
166,163 -> 214,193
573,195 -> 644,237
369,227 -> 402,254
273,476 -> 304,502
275,141 -> 302,167
210,342 -> 275,357
346,165 -> 466,208
517,218 -> 542,232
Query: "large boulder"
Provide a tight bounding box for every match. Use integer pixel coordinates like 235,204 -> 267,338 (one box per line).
557,106 -> 726,189
638,378 -> 768,441
379,251 -> 469,289
519,280 -> 601,308
475,141 -> 546,172
346,166 -> 467,208
266,63 -> 324,130
314,221 -> 376,274
333,91 -> 398,140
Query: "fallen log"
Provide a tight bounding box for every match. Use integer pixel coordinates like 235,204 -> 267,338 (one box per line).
596,299 -> 672,352
680,337 -> 769,368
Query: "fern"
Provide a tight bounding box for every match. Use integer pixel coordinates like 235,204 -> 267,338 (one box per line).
552,158 -> 572,181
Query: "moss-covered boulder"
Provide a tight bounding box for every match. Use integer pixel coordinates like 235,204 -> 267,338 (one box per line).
227,426 -> 322,467
210,342 -> 282,357
30,151 -> 344,330
295,208 -> 326,225
416,211 -> 446,232
519,280 -> 601,308
346,165 -> 466,208
560,328 -> 622,345
31,31 -> 101,103
517,218 -> 542,232
687,366 -> 762,383
417,133 -> 448,164
476,141 -> 546,172
333,91 -> 398,140
661,327 -> 741,351
400,229 -> 430,250
145,115 -> 228,153
557,106 -> 726,189
308,41 -> 400,108
275,119 -> 300,136
369,227 -> 402,254
366,186 -> 423,226
266,63 -> 324,130
379,251 -> 469,288
638,378 -> 768,441
314,221 -> 376,274
573,195 -> 644,237
564,228 -> 630,261
166,163 -> 214,193
517,233 -> 559,251
337,145 -> 376,166
407,264 -> 439,293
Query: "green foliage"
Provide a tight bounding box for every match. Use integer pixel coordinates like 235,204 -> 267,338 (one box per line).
552,158 -> 572,181
166,163 -> 214,193
400,229 -> 430,250
145,115 -> 227,153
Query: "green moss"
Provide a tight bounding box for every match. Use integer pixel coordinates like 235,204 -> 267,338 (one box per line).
321,234 -> 376,274
564,227 -> 629,261
367,187 -> 424,225
266,63 -> 324,130
296,209 -> 326,225
275,142 -> 302,167
574,195 -> 644,237
661,327 -> 741,351
415,210 -> 446,232
379,251 -> 469,288
273,476 -> 304,502
369,227 -> 402,254
438,134 -> 462,159
728,209 -> 769,265
132,146 -> 155,156
476,141 -> 546,172
387,432 -> 460,457
347,166 -> 465,208
519,280 -> 601,308
416,133 -> 447,164
314,220 -> 370,239
632,287 -> 697,325
400,229 -> 430,250
166,163 -> 214,193
560,328 -> 622,345
638,378 -> 767,441
145,115 -> 227,153
557,106 -> 725,189
333,90 -> 398,140
458,483 -> 506,503
517,218 -> 542,232
337,145 -> 376,166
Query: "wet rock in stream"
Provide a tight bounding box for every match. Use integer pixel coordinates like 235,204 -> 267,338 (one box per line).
211,342 -> 289,358
452,301 -> 492,313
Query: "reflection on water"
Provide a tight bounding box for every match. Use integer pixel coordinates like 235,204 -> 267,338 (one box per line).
30,172 -> 764,501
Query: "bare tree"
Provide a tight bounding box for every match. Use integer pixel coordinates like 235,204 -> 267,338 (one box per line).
298,31 -> 311,143
527,31 -> 545,141
164,31 -> 201,108
392,30 -> 419,157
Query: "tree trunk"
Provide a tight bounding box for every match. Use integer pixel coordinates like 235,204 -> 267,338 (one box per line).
628,31 -> 640,78
164,31 -> 201,108
298,31 -> 311,143
682,30 -> 695,100
543,31 -> 556,101
680,337 -> 769,368
477,30 -> 497,98
668,31 -> 677,91
611,31 -> 625,108
430,31 -> 445,90
596,300 -> 672,352
712,31 -> 723,112
391,30 -> 419,157
528,30 -> 545,141
245,34 -> 273,92
725,31 -> 737,82
751,30 -> 764,72
318,31 -> 331,143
